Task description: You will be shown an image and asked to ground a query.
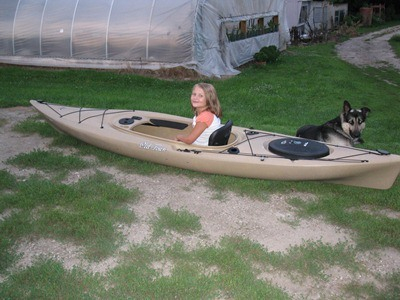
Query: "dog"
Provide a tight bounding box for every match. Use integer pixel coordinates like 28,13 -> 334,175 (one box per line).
296,100 -> 371,147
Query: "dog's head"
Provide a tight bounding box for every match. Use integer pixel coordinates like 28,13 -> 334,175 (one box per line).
340,100 -> 371,142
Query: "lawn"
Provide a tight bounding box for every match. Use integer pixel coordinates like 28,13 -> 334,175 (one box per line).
0,26 -> 399,299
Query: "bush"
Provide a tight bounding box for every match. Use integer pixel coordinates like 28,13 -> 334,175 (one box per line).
253,51 -> 268,62
253,45 -> 280,63
390,34 -> 400,43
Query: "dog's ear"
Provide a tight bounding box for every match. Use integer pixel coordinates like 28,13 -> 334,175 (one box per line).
361,107 -> 371,118
343,100 -> 351,114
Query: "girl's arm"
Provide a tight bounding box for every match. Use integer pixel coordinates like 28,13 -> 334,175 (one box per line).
176,122 -> 207,144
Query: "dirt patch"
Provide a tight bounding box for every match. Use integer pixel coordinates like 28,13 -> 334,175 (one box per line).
104,169 -> 350,253
336,25 -> 400,71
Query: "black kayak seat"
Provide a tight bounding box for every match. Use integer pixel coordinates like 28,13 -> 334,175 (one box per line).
208,120 -> 233,146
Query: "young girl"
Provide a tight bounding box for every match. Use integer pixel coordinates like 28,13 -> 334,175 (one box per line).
176,83 -> 222,146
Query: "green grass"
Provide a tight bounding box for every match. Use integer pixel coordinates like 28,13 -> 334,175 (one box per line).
0,259 -> 104,299
12,115 -> 60,137
0,169 -> 17,191
287,184 -> 400,249
7,149 -> 91,176
344,271 -> 400,300
1,26 -> 400,298
2,43 -> 399,152
107,239 -> 287,299
152,206 -> 202,237
268,240 -> 360,280
0,172 -> 138,265
389,34 -> 400,58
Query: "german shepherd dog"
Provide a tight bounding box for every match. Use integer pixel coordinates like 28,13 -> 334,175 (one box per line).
296,100 -> 371,146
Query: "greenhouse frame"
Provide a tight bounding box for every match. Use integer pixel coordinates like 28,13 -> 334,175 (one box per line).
0,0 -> 290,77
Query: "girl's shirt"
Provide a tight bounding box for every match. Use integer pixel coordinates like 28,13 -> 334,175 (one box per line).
192,110 -> 221,146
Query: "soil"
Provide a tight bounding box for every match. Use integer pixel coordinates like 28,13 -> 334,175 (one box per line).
1,26 -> 400,299
336,25 -> 400,71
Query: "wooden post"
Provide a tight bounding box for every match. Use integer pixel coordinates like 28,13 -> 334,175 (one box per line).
360,7 -> 373,26
239,21 -> 247,34
273,15 -> 279,31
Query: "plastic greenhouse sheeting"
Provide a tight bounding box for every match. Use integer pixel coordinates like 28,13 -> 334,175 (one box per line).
0,0 -> 289,77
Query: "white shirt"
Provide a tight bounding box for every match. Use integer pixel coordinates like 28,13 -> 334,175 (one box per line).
192,114 -> 221,146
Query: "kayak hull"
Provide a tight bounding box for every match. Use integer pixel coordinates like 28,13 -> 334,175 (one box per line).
30,100 -> 400,189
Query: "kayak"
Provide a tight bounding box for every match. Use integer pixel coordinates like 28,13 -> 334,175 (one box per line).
30,100 -> 400,190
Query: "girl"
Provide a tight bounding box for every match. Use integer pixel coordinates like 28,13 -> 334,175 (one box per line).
176,83 -> 222,146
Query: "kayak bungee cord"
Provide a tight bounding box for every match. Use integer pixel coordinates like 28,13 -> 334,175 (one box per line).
245,130 -> 256,156
243,129 -> 389,159
100,109 -> 109,129
188,145 -> 372,164
37,101 -> 133,127
212,129 -> 387,163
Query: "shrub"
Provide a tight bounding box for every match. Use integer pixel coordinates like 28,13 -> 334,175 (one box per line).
253,45 -> 280,63
390,34 -> 400,43
253,51 -> 268,62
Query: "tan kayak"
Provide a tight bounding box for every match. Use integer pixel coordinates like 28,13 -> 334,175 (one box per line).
31,100 -> 400,190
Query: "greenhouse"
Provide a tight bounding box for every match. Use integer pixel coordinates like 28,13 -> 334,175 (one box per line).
0,0 -> 289,77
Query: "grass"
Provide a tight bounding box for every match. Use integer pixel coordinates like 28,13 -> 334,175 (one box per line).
268,240 -> 360,281
0,259 -> 104,299
288,185 -> 400,249
389,34 -> 400,58
344,271 -> 400,300
12,115 -> 60,137
7,149 -> 91,175
0,169 -> 16,191
1,24 -> 400,298
101,239 -> 292,299
152,206 -> 202,237
1,44 -> 399,153
0,172 -> 138,265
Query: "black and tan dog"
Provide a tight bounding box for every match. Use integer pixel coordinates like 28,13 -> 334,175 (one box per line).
296,100 -> 371,146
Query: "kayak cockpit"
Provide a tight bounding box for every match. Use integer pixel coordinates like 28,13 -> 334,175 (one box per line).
114,116 -> 239,147
131,121 -> 192,140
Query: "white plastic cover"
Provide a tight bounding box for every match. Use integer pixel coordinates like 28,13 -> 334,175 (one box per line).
0,0 -> 289,77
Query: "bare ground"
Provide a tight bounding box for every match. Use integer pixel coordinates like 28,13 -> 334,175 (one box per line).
1,27 -> 400,298
336,25 -> 400,71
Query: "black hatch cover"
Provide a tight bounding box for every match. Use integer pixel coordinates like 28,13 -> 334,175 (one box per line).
268,138 -> 330,160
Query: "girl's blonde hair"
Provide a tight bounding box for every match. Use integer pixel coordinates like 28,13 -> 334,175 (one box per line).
192,83 -> 222,117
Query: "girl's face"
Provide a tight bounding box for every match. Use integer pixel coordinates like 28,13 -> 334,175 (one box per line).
191,86 -> 208,112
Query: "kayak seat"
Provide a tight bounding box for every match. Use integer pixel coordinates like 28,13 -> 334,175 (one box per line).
208,120 -> 233,146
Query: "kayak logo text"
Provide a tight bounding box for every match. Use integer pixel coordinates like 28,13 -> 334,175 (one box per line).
140,141 -> 167,152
